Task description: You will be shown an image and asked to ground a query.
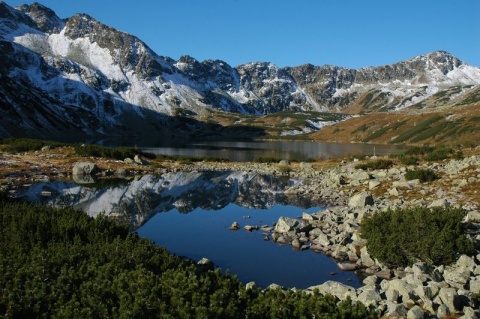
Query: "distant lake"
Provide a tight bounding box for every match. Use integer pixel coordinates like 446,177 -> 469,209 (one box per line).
19,171 -> 361,289
142,140 -> 405,162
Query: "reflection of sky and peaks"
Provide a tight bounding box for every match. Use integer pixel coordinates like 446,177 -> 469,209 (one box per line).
19,170 -> 362,289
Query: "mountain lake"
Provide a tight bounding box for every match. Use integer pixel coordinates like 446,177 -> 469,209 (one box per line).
17,141 -> 407,289
142,140 -> 406,162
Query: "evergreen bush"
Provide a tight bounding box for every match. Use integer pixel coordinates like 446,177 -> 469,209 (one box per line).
405,168 -> 438,182
0,201 -> 376,318
361,207 -> 474,267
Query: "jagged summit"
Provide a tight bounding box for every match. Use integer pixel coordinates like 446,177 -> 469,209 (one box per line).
0,2 -> 479,140
16,2 -> 64,33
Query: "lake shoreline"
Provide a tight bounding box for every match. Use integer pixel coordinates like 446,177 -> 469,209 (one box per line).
1,145 -> 480,317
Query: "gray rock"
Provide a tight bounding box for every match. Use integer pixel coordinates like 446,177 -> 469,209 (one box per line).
436,304 -> 451,318
299,162 -> 312,170
307,281 -> 357,301
229,222 -> 240,230
375,270 -> 392,280
267,283 -> 283,290
197,258 -> 214,272
385,288 -> 400,302
245,281 -> 257,291
312,233 -> 331,247
72,162 -> 99,176
337,262 -> 359,271
124,157 -> 134,164
428,198 -> 448,208
348,191 -> 374,208
389,187 -> 399,196
360,246 -> 376,267
368,180 -> 381,190
291,238 -> 301,249
41,145 -> 51,151
386,279 -> 415,302
407,305 -> 425,319
438,287 -> 457,311
350,170 -> 370,182
470,277 -> 480,295
356,288 -> 382,307
465,211 -> 480,223
460,307 -> 480,319
444,266 -> 471,289
274,217 -> 299,233
456,255 -> 477,271
134,154 -> 144,165
415,285 -> 433,301
385,301 -> 408,317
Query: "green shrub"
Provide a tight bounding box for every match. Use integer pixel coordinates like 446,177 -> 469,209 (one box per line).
254,157 -> 282,163
2,138 -> 63,153
352,124 -> 368,134
423,146 -> 453,161
361,207 -> 475,267
404,145 -> 434,156
399,155 -> 419,166
355,159 -> 394,170
405,169 -> 438,182
0,202 -> 376,318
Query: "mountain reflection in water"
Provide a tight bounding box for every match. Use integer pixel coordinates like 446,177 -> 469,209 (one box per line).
19,171 -> 362,289
19,171 -> 320,229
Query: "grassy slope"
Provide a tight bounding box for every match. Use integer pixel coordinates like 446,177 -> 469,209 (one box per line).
202,84 -> 480,146
309,104 -> 480,146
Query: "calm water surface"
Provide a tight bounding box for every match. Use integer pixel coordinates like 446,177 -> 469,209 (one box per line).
20,170 -> 363,289
143,140 -> 405,162
137,203 -> 361,289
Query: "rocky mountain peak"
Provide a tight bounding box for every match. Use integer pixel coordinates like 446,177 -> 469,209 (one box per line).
0,2 -> 479,140
16,2 -> 63,33
0,1 -> 36,29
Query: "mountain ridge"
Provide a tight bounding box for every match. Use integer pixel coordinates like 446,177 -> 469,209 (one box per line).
0,1 -> 479,140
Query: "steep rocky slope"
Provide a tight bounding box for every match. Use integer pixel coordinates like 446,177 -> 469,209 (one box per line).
0,2 -> 479,140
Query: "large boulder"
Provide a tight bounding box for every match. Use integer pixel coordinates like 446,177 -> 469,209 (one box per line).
437,287 -> 457,311
385,279 -> 416,302
356,288 -> 382,307
307,281 -> 357,301
274,217 -> 299,233
348,191 -> 374,208
72,162 -> 99,176
350,170 -> 370,182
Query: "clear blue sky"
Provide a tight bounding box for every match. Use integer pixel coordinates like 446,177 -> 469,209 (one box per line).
4,0 -> 479,68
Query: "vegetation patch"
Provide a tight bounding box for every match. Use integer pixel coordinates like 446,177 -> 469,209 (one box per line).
361,207 -> 475,267
389,115 -> 443,144
398,155 -> 419,166
362,126 -> 390,142
355,159 -> 394,170
1,138 -> 63,153
0,201 -> 376,318
395,145 -> 462,162
405,169 -> 438,183
352,124 -> 368,134
73,144 -> 156,160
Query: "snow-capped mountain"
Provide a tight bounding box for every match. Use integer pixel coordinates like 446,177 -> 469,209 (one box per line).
1,2 -> 479,139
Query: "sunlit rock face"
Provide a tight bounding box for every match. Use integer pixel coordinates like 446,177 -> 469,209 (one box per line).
1,2 -> 479,139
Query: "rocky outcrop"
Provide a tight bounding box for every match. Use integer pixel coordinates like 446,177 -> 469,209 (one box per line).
1,2 -> 479,139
